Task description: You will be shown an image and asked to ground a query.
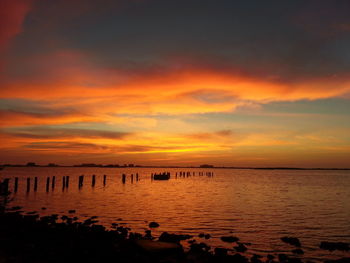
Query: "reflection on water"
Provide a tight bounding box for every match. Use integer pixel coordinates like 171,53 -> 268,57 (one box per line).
1,167 -> 350,262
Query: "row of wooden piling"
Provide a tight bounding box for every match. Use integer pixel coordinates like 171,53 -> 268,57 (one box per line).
7,174 -> 108,193
175,171 -> 214,178
2,171 -> 214,192
121,173 -> 139,184
150,171 -> 214,180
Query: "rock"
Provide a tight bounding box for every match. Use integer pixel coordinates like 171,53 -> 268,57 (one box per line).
149,221 -> 160,228
292,248 -> 304,255
288,258 -> 303,263
158,232 -> 193,243
11,206 -> 22,210
234,243 -> 248,252
281,237 -> 301,247
41,207 -> 46,210
325,258 -> 350,263
144,230 -> 153,239
135,239 -> 183,255
221,235 -> 239,243
198,233 -> 211,239
232,253 -> 249,263
278,254 -> 289,262
320,242 -> 350,251
189,242 -> 211,253
267,254 -> 275,261
214,247 -> 228,256
68,210 -> 76,214
129,232 -> 142,240
26,211 -> 37,215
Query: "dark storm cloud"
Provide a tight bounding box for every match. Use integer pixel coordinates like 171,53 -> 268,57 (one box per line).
0,99 -> 75,117
6,0 -> 349,82
2,126 -> 131,139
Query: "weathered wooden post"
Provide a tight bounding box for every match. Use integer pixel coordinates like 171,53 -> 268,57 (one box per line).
92,175 -> 96,187
151,173 -> 153,181
52,176 -> 55,189
136,173 -> 139,181
34,177 -> 38,191
62,176 -> 66,189
14,177 -> 18,192
26,178 -> 30,193
122,174 -> 126,184
1,179 -> 9,194
131,174 -> 134,183
103,175 -> 106,186
78,175 -> 83,188
46,177 -> 50,192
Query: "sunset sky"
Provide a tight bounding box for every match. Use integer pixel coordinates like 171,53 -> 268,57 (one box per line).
1,0 -> 350,167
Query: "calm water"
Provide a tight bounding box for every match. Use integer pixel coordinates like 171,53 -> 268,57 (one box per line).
1,167 -> 350,261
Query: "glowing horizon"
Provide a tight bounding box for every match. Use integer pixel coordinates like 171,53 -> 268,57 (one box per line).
1,0 -> 350,168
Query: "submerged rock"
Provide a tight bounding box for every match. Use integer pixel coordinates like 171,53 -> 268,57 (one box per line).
234,243 -> 248,252
232,253 -> 249,263
149,221 -> 160,228
320,242 -> 350,251
292,248 -> 304,255
135,239 -> 184,255
221,235 -> 239,243
214,247 -> 228,256
281,237 -> 301,247
325,258 -> 350,263
159,232 -> 192,243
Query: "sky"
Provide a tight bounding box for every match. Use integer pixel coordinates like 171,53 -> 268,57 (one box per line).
1,0 -> 350,167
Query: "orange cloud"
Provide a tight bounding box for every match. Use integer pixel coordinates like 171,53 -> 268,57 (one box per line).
1,50 -> 350,122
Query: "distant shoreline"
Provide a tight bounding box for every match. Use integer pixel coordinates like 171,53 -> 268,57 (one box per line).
1,165 -> 349,171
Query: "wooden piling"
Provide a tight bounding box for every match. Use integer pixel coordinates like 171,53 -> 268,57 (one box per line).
46,177 -> 50,192
14,177 -> 18,192
34,177 -> 38,191
62,176 -> 66,189
52,176 -> 55,189
2,178 -> 9,194
78,175 -> 84,188
26,178 -> 30,192
92,175 -> 96,187
136,173 -> 139,181
131,174 -> 134,183
122,174 -> 126,184
103,175 -> 106,186
65,176 -> 69,188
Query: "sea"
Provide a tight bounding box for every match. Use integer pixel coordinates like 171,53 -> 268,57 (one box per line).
1,167 -> 350,262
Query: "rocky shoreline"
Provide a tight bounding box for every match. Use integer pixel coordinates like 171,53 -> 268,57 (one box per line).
0,205 -> 349,263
